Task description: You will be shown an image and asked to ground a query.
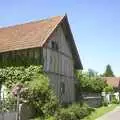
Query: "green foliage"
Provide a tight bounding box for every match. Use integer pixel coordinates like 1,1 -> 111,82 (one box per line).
0,65 -> 44,88
102,100 -> 108,106
111,95 -> 119,104
103,85 -> 114,93
103,64 -> 114,77
82,104 -> 117,120
22,75 -> 59,117
1,93 -> 17,112
30,116 -> 56,120
0,51 -> 43,67
76,70 -> 107,93
56,103 -> 94,120
0,65 -> 58,118
32,103 -> 94,120
88,69 -> 97,77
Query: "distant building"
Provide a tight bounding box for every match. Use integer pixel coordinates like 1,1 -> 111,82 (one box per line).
0,15 -> 83,103
104,77 -> 120,91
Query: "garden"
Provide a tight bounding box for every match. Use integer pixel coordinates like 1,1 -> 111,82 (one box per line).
0,66 -> 119,120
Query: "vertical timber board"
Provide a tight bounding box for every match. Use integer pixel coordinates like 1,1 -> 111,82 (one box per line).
42,25 -> 75,103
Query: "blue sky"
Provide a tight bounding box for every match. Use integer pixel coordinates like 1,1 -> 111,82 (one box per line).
0,0 -> 120,76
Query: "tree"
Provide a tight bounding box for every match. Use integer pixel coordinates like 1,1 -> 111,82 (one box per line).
103,64 -> 115,77
88,69 -> 97,77
76,70 -> 107,93
103,85 -> 114,93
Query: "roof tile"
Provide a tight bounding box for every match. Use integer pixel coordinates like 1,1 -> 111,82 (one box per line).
104,77 -> 120,88
0,16 -> 64,53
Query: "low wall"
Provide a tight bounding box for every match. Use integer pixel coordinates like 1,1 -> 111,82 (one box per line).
82,93 -> 102,107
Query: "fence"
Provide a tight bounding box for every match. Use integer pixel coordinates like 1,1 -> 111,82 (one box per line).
0,112 -> 17,120
0,85 -> 34,120
0,90 -> 17,120
82,92 -> 102,107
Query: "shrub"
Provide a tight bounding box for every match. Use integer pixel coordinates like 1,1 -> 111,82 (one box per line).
30,103 -> 94,120
76,70 -> 107,93
0,66 -> 59,118
102,100 -> 108,106
45,116 -> 56,120
20,68 -> 59,118
23,78 -> 59,117
30,116 -> 56,120
0,93 -> 17,112
103,85 -> 114,93
56,103 -> 94,120
111,95 -> 119,104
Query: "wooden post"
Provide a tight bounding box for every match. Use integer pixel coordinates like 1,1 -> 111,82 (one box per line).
12,84 -> 23,120
16,93 -> 20,120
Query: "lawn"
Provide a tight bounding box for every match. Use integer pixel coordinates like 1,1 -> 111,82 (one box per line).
82,104 -> 118,120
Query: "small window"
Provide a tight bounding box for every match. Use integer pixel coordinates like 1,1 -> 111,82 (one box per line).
51,41 -> 55,49
60,81 -> 65,94
51,41 -> 58,50
50,56 -> 52,64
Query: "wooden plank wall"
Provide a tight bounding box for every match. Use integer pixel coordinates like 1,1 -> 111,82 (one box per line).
43,26 -> 75,103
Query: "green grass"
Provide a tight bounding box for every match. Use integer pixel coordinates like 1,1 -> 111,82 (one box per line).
82,104 -> 118,120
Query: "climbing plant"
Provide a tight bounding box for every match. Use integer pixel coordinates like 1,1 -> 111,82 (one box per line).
0,65 -> 58,118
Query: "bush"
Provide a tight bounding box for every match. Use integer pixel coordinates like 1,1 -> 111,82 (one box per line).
76,70 -> 107,93
102,100 -> 108,106
56,103 -> 94,120
0,66 -> 59,118
31,103 -> 94,120
111,95 -> 119,104
20,67 -> 59,118
30,116 -> 56,120
103,85 -> 114,93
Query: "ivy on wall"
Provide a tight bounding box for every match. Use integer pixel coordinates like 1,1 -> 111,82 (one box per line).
0,65 -> 58,117
0,65 -> 44,88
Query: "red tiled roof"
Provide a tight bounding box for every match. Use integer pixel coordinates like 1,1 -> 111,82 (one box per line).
0,15 -> 83,69
104,77 -> 120,88
0,16 -> 64,53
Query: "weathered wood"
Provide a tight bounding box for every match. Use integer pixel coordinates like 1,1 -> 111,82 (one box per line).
0,47 -> 42,67
0,25 -> 76,103
43,25 -> 75,103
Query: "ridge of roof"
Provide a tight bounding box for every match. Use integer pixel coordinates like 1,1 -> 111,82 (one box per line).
0,16 -> 64,30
